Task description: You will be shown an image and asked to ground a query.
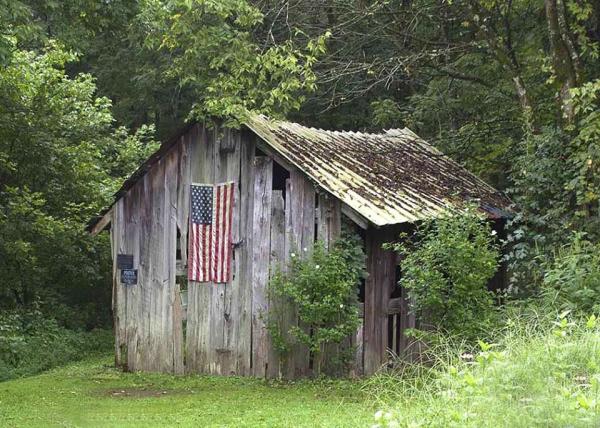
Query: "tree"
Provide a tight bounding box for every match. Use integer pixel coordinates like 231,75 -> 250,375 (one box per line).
140,0 -> 329,125
0,46 -> 156,326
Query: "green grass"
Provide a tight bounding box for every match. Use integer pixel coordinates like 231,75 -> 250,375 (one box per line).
0,356 -> 373,427
6,312 -> 600,427
366,312 -> 600,428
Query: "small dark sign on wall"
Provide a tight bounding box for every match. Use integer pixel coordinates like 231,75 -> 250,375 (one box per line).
121,269 -> 138,285
117,254 -> 134,270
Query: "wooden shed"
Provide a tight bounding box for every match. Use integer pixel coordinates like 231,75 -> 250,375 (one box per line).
88,115 -> 511,378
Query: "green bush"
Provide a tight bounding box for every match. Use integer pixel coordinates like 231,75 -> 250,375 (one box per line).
543,233 -> 600,313
0,310 -> 113,381
389,206 -> 500,341
268,235 -> 365,375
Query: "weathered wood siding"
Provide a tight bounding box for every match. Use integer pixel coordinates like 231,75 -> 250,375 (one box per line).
110,123 -> 351,377
363,227 -> 397,375
111,135 -> 185,373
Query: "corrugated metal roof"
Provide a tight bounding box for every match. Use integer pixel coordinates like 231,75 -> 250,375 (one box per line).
88,115 -> 512,233
244,114 -> 512,226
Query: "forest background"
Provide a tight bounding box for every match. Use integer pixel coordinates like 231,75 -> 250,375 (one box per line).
0,0 -> 599,380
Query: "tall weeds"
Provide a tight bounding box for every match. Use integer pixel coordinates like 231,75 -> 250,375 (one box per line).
366,311 -> 600,427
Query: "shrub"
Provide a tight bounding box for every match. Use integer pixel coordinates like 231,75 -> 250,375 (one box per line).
543,233 -> 600,313
0,309 -> 113,381
268,234 -> 365,375
389,206 -> 500,341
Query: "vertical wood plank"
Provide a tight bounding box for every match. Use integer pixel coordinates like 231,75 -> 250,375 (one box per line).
399,284 -> 418,360
355,319 -> 364,376
228,133 -> 254,376
316,193 -> 344,375
186,125 -> 213,373
176,132 -> 192,371
197,125 -> 218,375
317,194 -> 341,249
125,184 -> 141,371
363,227 -> 395,375
165,147 -> 184,374
289,170 -> 315,377
267,191 -> 285,378
218,128 -> 242,375
146,158 -> 168,371
111,200 -> 125,368
205,126 -> 226,374
176,132 -> 191,268
251,156 -> 273,377
280,178 -> 296,378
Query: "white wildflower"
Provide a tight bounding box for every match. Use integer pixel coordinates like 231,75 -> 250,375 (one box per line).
340,304 -> 344,309
315,264 -> 320,269
303,247 -> 308,252
290,252 -> 296,258
374,410 -> 384,421
491,230 -> 497,236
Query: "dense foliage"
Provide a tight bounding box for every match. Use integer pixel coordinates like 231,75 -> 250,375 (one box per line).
141,0 -> 329,125
0,309 -> 112,381
389,208 -> 500,340
0,46 -> 157,327
268,236 -> 365,375
543,234 -> 600,314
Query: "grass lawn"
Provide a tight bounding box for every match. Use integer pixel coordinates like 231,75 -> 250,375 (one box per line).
0,356 -> 374,427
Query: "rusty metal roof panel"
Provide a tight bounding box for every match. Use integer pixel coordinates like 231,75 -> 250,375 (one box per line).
244,114 -> 512,226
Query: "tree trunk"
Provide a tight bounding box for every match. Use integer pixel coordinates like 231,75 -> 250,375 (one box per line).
545,0 -> 579,123
468,0 -> 536,131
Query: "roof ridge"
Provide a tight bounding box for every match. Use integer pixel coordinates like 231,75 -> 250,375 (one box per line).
256,114 -> 410,138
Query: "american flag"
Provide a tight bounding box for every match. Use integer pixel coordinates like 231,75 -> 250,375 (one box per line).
188,182 -> 234,283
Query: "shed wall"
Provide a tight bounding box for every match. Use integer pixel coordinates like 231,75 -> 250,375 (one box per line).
110,124 -> 354,377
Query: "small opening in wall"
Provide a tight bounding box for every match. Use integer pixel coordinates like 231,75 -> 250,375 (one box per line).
272,160 -> 290,199
391,265 -> 402,299
340,215 -> 366,303
176,227 -> 182,261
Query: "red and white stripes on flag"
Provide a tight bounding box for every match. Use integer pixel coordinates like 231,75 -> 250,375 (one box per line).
188,182 -> 234,283
211,182 -> 234,283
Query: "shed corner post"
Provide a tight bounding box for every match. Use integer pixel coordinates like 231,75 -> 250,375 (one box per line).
363,226 -> 396,375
